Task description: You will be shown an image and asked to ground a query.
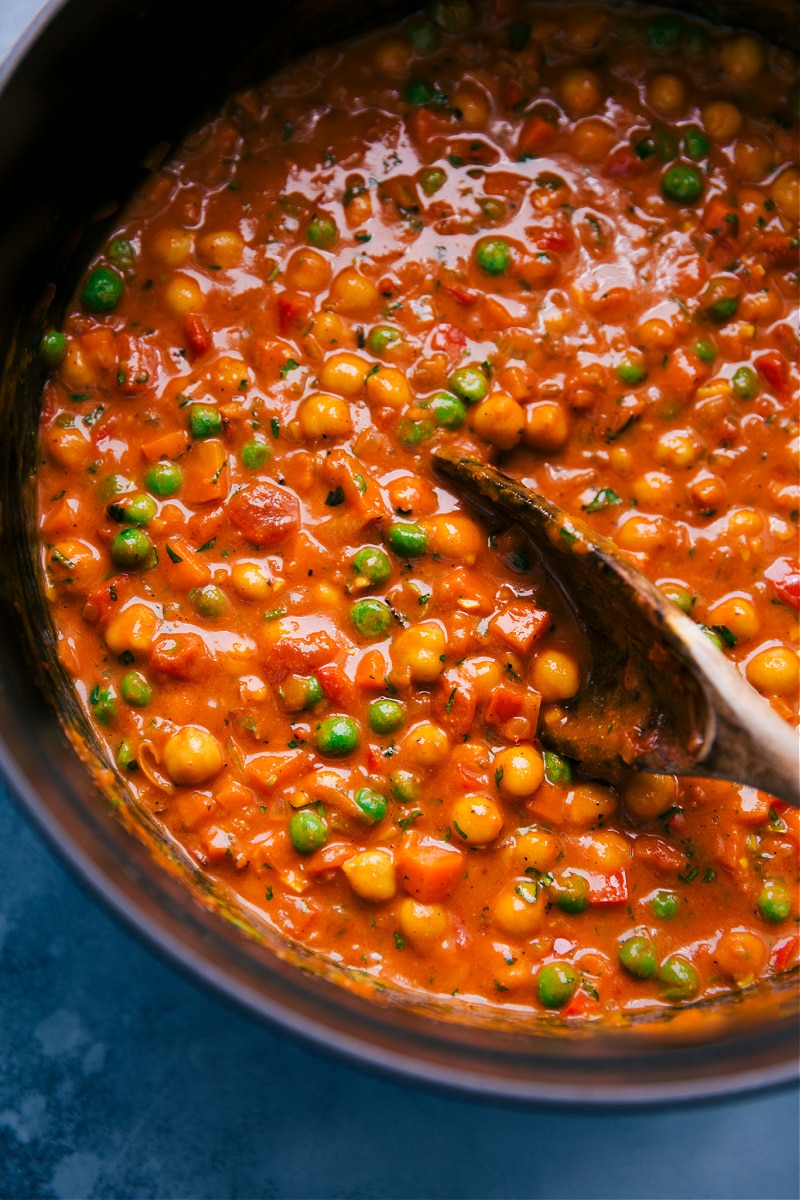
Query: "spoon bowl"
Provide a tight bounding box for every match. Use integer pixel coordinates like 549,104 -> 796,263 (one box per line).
433,447 -> 799,808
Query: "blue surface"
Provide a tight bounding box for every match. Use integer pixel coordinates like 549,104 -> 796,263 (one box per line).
1,778 -> 798,1199
1,5 -> 798,1198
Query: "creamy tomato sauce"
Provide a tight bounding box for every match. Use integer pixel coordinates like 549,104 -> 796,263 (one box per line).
37,1 -> 799,1018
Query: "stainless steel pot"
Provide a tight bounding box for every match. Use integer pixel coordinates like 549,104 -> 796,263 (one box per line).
0,0 -> 797,1104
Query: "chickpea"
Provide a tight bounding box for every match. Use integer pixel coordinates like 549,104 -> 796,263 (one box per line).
616,514 -> 668,552
655,429 -> 701,468
637,318 -> 674,350
728,507 -> 764,536
392,622 -> 447,683
560,67 -> 602,116
285,247 -> 331,293
702,100 -> 743,143
733,135 -> 773,183
610,446 -> 632,474
310,310 -> 348,348
562,782 -> 618,827
60,343 -> 95,391
212,355 -> 251,396
514,828 -> 560,873
623,772 -> 678,821
329,267 -> 378,314
463,657 -> 503,700
569,117 -> 616,163
105,603 -> 159,657
297,392 -> 352,440
688,472 -> 726,512
564,6 -> 609,48
398,898 -> 448,947
163,725 -> 224,786
48,538 -> 101,589
164,274 -> 203,316
451,85 -> 490,129
230,562 -> 273,601
746,646 -> 799,696
365,365 -> 411,409
451,794 -> 504,846
196,229 -> 244,269
319,351 -> 370,396
342,849 -> 397,901
575,830 -> 630,872
151,227 -> 193,266
647,73 -> 686,117
471,393 -> 525,451
494,745 -> 544,800
719,35 -> 765,84
523,401 -> 568,452
709,595 -> 761,642
373,37 -> 411,77
387,475 -> 437,516
631,472 -> 676,507
403,722 -> 450,769
493,879 -> 545,936
423,514 -> 484,565
739,289 -> 781,324
531,649 -> 581,702
770,167 -> 800,222
714,930 -> 767,985
45,423 -> 91,471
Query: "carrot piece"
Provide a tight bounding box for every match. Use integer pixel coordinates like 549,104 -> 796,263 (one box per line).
489,602 -> 551,655
141,430 -> 189,463
322,450 -> 388,527
517,113 -> 557,159
163,536 -> 212,591
702,196 -> 738,237
245,750 -> 313,795
40,495 -> 77,536
317,663 -> 357,709
396,838 -> 464,902
355,648 -> 388,691
215,779 -> 256,811
633,835 -> 686,873
175,790 -> 215,830
525,782 -> 567,825
182,438 -> 229,505
150,632 -> 211,681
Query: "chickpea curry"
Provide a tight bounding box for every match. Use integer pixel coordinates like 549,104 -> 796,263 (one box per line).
36,1 -> 799,1019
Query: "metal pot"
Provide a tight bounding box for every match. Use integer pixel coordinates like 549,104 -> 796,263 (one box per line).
0,0 -> 797,1103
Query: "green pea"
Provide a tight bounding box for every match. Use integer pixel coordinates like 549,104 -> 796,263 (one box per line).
683,127 -> 709,161
732,366 -> 759,400
425,391 -> 466,429
82,267 -> 124,313
703,281 -> 739,323
190,584 -> 227,619
537,962 -> 578,1009
386,521 -> 428,559
188,405 -> 223,439
40,329 -> 67,367
646,14 -> 683,51
304,675 -> 325,709
758,880 -> 792,923
555,873 -> 590,914
694,339 -> 716,363
289,809 -> 328,854
407,16 -> 439,52
431,0 -> 473,34
419,167 -> 446,196
90,685 -> 116,726
543,751 -> 572,785
661,165 -> 703,205
307,215 -> 338,249
397,418 -> 435,447
448,365 -> 488,404
651,890 -> 680,920
390,769 -> 419,802
709,296 -> 738,323
368,697 -> 404,734
619,935 -> 658,979
478,197 -> 506,223
116,740 -> 138,772
352,546 -> 392,587
121,671 -> 152,708
635,127 -> 678,162
661,585 -> 694,614
241,438 -> 271,469
354,787 -> 388,825
367,325 -> 401,354
701,625 -> 724,650
405,80 -> 435,106
617,358 -> 648,385
108,237 -> 135,269
278,674 -> 323,711
108,492 -> 157,526
145,460 -> 184,496
315,714 -> 360,757
110,527 -> 152,570
350,598 -> 392,638
658,954 -> 699,1000
475,237 -> 511,275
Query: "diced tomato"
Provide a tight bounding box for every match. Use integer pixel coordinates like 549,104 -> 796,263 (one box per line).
305,841 -> 354,876
245,750 -> 312,794
150,632 -> 211,681
517,113 -> 557,159
81,578 -> 125,625
484,684 -> 524,726
430,322 -> 467,356
764,557 -> 800,611
442,282 -> 477,306
632,835 -> 686,873
404,105 -> 448,150
483,684 -> 541,742
756,233 -> 800,266
260,619 -> 343,683
436,674 -> 478,738
500,77 -> 525,110
525,781 -> 567,825
770,936 -> 799,972
586,870 -> 629,905
115,334 -> 157,395
605,148 -> 643,179
561,987 -> 601,1018
396,838 -> 464,902
316,663 -> 357,709
537,229 -> 573,253
185,313 -> 212,357
754,351 -> 789,397
321,450 -> 388,528
277,292 -> 308,335
702,196 -> 738,238
489,602 -> 551,655
228,481 -> 301,546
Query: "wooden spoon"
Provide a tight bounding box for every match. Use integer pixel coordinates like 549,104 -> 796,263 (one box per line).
433,447 -> 800,808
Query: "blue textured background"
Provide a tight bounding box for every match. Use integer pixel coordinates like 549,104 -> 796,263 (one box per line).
1,4 -> 798,1197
